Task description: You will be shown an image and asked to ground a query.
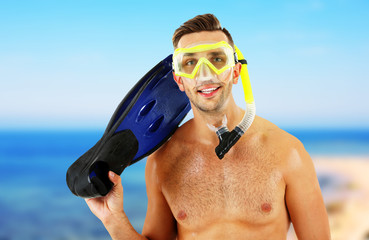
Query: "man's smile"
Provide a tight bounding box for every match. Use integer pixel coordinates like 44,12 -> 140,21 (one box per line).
197,85 -> 221,98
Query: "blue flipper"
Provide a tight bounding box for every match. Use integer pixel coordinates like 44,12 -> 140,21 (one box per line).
66,55 -> 191,198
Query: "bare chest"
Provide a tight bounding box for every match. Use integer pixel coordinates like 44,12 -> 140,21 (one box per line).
161,144 -> 286,229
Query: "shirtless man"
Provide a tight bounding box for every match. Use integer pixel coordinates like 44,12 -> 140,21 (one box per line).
86,14 -> 331,240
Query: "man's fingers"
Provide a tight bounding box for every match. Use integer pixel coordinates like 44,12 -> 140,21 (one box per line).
107,171 -> 123,203
108,171 -> 120,184
108,171 -> 123,194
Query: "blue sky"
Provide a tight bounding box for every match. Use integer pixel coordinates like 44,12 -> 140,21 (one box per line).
0,0 -> 368,129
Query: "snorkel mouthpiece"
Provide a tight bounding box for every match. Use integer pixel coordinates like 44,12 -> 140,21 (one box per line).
215,126 -> 243,159
208,115 -> 243,159
208,45 -> 256,159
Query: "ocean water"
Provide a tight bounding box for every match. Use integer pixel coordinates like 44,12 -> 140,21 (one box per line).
0,128 -> 368,239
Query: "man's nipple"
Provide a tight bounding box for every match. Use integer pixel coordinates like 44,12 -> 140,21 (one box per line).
177,210 -> 187,220
261,203 -> 272,213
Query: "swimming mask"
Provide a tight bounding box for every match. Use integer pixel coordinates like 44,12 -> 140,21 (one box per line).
173,41 -> 235,84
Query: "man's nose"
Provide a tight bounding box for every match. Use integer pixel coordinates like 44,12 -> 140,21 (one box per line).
197,62 -> 215,79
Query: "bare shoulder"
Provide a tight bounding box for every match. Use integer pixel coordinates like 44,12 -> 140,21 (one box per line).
251,116 -> 311,169
146,119 -> 194,178
253,116 -> 300,143
251,115 -> 300,145
150,119 -> 194,157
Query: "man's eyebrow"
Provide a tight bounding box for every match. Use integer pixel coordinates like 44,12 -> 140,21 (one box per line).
183,53 -> 195,57
207,51 -> 226,56
182,51 -> 225,57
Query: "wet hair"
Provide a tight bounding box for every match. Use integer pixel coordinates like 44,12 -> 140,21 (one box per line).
172,13 -> 234,49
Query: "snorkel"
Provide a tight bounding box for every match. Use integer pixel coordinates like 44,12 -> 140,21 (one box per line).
173,42 -> 256,159
208,45 -> 256,159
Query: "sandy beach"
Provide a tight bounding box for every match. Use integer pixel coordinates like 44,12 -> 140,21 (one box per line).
288,157 -> 369,240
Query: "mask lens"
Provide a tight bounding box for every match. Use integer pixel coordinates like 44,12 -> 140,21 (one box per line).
207,51 -> 228,70
181,54 -> 198,74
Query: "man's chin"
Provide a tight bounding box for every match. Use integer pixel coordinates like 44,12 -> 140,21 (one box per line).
194,102 -> 225,114
192,94 -> 226,113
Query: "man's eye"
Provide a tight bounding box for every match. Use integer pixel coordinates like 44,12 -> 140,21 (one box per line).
185,60 -> 195,66
213,57 -> 223,62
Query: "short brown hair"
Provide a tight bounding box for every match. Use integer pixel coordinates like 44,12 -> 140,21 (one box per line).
172,14 -> 234,49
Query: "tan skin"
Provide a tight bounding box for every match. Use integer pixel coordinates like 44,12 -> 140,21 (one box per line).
86,31 -> 331,240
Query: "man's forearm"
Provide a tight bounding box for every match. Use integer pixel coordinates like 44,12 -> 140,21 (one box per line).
102,212 -> 148,240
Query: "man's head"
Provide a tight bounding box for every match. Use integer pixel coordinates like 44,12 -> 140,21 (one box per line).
172,14 -> 241,114
172,14 -> 234,49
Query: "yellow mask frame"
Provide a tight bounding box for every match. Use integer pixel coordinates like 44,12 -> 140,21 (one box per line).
173,41 -> 235,79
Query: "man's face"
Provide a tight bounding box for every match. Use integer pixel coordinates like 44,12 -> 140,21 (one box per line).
176,31 -> 237,114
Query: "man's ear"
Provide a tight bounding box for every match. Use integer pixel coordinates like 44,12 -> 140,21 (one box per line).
232,62 -> 242,84
172,72 -> 185,91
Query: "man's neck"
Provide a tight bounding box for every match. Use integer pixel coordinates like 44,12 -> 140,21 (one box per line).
191,96 -> 244,145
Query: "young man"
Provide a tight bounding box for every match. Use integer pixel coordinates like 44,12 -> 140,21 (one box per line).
86,14 -> 331,240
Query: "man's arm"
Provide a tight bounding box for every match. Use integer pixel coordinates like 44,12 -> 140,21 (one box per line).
284,138 -> 331,240
141,153 -> 177,240
85,152 -> 176,240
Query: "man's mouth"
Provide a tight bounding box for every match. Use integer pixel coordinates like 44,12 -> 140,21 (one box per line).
197,86 -> 221,97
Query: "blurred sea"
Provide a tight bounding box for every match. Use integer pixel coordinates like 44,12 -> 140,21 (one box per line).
0,128 -> 368,240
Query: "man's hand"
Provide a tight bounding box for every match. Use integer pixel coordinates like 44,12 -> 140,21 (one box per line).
85,171 -> 124,224
85,171 -> 148,240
